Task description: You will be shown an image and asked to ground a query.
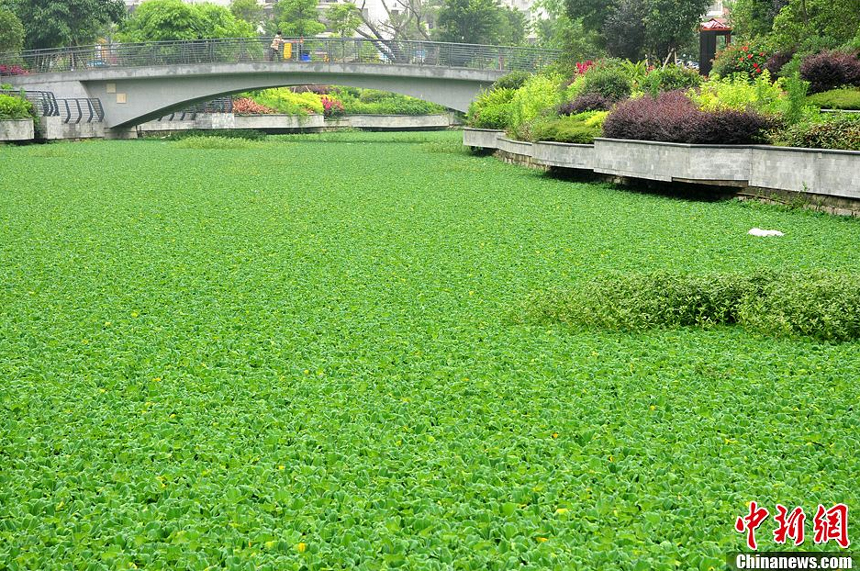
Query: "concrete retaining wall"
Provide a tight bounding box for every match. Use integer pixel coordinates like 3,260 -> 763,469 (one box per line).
462,127 -> 860,203
463,128 -> 502,149
533,141 -> 593,170
324,114 -> 453,130
497,137 -> 533,157
234,114 -> 324,130
137,113 -> 453,135
594,139 -> 751,184
748,146 -> 860,200
0,119 -> 34,141
138,119 -> 198,133
39,116 -> 105,140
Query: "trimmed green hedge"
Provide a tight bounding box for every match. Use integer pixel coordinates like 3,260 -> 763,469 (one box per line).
530,111 -> 607,143
806,88 -> 860,110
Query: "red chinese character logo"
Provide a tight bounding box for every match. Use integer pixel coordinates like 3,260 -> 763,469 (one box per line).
736,501 -> 770,550
813,504 -> 850,548
773,505 -> 806,546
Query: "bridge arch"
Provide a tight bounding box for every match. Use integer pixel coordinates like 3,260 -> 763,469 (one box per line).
4,38 -> 558,128
11,62 -> 503,127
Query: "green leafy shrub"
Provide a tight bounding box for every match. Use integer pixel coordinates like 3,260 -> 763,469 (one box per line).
508,74 -> 563,140
641,65 -> 702,94
0,92 -> 35,120
530,111 -> 607,143
711,41 -> 773,79
528,270 -> 860,341
331,87 -> 445,115
689,71 -> 786,113
492,70 -> 530,91
466,87 -> 516,129
737,272 -> 860,342
581,65 -> 632,101
782,71 -> 812,123
250,88 -> 322,115
779,114 -> 860,150
806,87 -> 860,109
358,89 -> 389,103
529,271 -> 767,330
562,74 -> 588,101
173,135 -> 265,149
163,129 -> 267,141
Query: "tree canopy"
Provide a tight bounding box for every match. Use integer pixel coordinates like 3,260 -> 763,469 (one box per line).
769,0 -> 860,49
230,0 -> 265,28
273,0 -> 326,37
435,0 -> 528,45
354,0 -> 441,41
327,2 -> 363,37
565,0 -> 708,61
0,0 -> 125,50
118,0 -> 255,42
0,7 -> 24,55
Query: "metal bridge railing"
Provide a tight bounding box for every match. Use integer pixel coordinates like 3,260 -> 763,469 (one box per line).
56,98 -> 105,124
1,88 -> 58,116
0,89 -> 104,123
157,97 -> 234,122
1,37 -> 559,76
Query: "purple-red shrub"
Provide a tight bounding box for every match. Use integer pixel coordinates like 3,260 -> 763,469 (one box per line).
602,91 -> 770,144
800,51 -> 860,93
559,93 -> 612,115
765,51 -> 794,76
232,97 -> 276,115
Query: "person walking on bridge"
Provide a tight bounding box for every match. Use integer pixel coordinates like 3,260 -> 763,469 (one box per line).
269,32 -> 285,61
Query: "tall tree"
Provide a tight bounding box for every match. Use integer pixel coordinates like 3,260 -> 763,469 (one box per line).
644,0 -> 709,62
564,0 -> 613,35
327,2 -> 363,37
355,0 -> 442,41
728,0 -> 788,38
602,0 -> 647,60
118,0 -> 254,41
230,0 -> 265,28
497,6 -> 528,45
534,0 -> 603,60
274,0 -> 326,36
566,0 -> 709,61
435,0 -> 502,44
1,0 -> 125,49
0,7 -> 24,56
770,0 -> 860,49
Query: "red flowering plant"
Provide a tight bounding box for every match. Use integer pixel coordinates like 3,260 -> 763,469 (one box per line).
320,96 -> 345,118
575,60 -> 595,75
0,64 -> 29,76
710,40 -> 773,79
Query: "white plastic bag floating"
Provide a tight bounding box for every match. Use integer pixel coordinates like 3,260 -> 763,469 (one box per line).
748,228 -> 784,237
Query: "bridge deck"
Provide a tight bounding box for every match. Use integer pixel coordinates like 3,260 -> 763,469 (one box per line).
2,37 -> 558,77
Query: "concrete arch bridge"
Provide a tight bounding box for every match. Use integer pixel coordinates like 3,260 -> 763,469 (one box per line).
3,38 -> 559,129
